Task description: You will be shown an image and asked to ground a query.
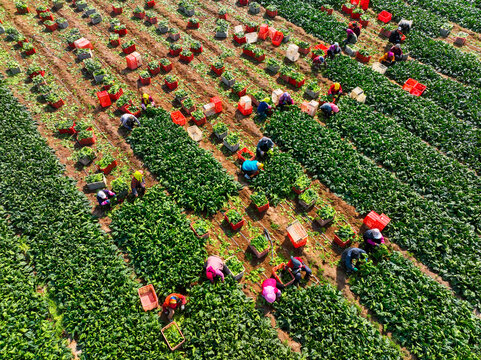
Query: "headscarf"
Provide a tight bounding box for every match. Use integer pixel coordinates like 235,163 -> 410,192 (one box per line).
394,44 -> 401,49
371,228 -> 382,239
257,162 -> 264,170
133,170 -> 143,182
331,104 -> 339,113
206,266 -> 215,282
388,52 -> 394,58
142,93 -> 150,104
97,190 -> 107,200
346,29 -> 354,35
262,286 -> 277,303
334,83 -> 340,91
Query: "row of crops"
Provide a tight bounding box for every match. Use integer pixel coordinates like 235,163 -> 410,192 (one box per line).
330,97 -> 481,230
0,210 -> 73,359
385,60 -> 481,127
264,107 -> 481,310
128,108 -> 240,215
111,187 -> 207,297
265,108 -> 481,358
324,56 -> 481,173
0,78 -> 172,357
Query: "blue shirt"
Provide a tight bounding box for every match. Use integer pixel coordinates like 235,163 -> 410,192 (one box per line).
242,160 -> 260,172
344,248 -> 366,271
320,103 -> 332,113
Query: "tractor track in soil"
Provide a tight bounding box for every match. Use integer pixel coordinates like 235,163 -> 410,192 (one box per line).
3,0 -> 474,356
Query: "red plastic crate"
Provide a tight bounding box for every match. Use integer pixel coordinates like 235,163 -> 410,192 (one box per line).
161,63 -> 173,72
192,114 -> 206,126
224,212 -> 245,231
188,21 -> 200,29
210,97 -> 222,113
191,46 -> 203,54
146,0 -> 156,7
169,48 -> 182,56
238,103 -> 253,116
126,52 -> 142,70
363,211 -> 380,229
74,37 -> 93,50
114,28 -> 127,36
179,53 -> 194,63
402,78 -> 418,92
112,5 -> 123,14
377,10 -> 392,23
287,221 -> 308,248
237,147 -> 255,162
312,43 -> 328,57
49,99 -> 64,109
58,121 -> 76,135
342,4 -> 353,14
171,110 -> 186,126
25,48 -> 36,56
133,11 -> 145,19
165,80 -> 178,90
377,213 -> 391,231
97,91 -> 112,108
29,70 -> 45,79
272,31 -> 284,46
272,264 -> 295,286
234,34 -> 247,44
109,88 -> 124,101
45,22 -> 58,32
256,202 -> 269,213
190,222 -> 209,239
334,233 -> 355,248
122,44 -> 136,55
411,83 -> 426,96
139,76 -> 151,85
211,65 -> 225,76
138,284 -> 158,311
78,128 -> 96,146
98,160 -> 117,175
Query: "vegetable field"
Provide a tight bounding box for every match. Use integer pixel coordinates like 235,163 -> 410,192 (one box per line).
1,0 -> 481,358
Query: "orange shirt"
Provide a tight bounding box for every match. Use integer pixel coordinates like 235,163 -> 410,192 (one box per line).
162,293 -> 186,310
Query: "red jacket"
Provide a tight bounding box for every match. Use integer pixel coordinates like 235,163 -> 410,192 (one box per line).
287,257 -> 304,269
162,293 -> 186,311
328,84 -> 343,95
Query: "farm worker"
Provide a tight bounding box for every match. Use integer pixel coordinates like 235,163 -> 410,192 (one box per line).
277,92 -> 293,110
319,102 -> 339,118
398,19 -> 412,34
390,44 -> 404,61
261,278 -> 284,303
131,170 -> 146,197
328,83 -> 343,101
327,42 -> 341,59
257,98 -> 272,121
389,27 -> 403,44
204,255 -> 227,283
241,160 -> 264,180
287,256 -> 312,286
120,113 -> 140,131
162,293 -> 187,322
256,136 -> 274,159
363,228 -> 385,252
96,189 -> 116,206
348,22 -> 361,37
341,247 -> 367,273
379,51 -> 395,67
312,55 -> 327,70
342,28 -> 358,46
140,93 -> 155,111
